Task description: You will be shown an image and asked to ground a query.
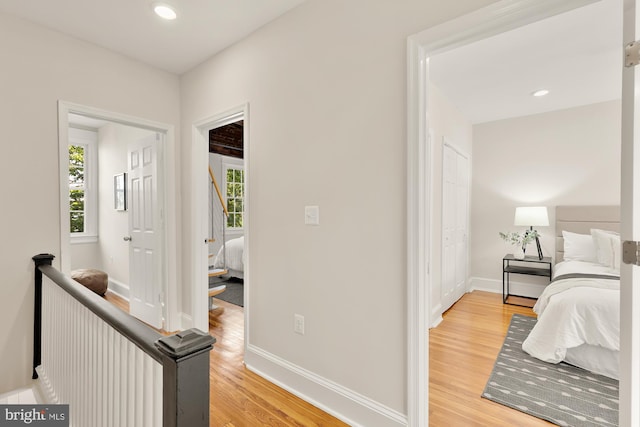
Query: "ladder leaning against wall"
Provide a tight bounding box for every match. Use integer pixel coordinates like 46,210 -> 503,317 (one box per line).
207,165 -> 228,305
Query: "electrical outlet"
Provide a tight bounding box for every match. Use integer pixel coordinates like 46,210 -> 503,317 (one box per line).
294,314 -> 305,335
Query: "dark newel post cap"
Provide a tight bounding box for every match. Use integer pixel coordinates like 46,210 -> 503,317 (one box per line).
155,328 -> 216,359
32,254 -> 55,266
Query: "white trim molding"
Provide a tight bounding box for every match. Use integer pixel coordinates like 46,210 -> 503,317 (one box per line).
406,0 -> 597,425
245,345 -> 407,427
191,104 -> 249,335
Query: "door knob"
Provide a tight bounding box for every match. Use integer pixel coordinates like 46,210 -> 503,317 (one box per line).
123,236 -> 132,241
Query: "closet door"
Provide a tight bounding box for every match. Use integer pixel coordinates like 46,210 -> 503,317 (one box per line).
441,143 -> 469,312
454,153 -> 468,303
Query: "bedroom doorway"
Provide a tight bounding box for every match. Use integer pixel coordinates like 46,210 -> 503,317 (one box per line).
192,105 -> 249,341
406,0 -> 636,425
57,101 -> 179,331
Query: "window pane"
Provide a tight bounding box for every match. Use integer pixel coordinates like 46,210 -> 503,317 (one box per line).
70,189 -> 85,211
70,211 -> 84,233
69,166 -> 84,184
69,145 -> 85,166
234,169 -> 242,182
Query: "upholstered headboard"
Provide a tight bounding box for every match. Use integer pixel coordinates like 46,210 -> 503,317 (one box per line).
555,205 -> 620,263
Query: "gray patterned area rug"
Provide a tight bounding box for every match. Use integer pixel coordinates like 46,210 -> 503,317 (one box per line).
482,314 -> 619,426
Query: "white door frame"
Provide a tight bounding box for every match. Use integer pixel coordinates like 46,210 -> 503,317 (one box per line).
57,101 -> 179,331
191,104 -> 249,337
406,0 -> 607,425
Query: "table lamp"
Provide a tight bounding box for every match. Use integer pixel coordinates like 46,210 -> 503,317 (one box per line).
514,206 -> 549,260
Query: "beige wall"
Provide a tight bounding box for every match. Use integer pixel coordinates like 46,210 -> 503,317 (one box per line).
0,12 -> 180,393
470,100 -> 621,294
180,0 -> 493,422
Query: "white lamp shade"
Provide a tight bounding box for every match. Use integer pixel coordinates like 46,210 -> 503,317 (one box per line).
514,206 -> 549,227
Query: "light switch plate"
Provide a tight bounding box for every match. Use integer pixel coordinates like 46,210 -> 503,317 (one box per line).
304,205 -> 319,225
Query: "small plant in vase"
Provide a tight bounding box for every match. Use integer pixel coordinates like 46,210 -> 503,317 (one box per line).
499,230 -> 539,259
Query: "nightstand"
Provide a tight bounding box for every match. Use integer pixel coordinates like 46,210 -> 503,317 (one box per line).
502,254 -> 552,307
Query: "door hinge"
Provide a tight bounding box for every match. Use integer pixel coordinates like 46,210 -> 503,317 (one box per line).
625,41 -> 640,67
622,240 -> 640,266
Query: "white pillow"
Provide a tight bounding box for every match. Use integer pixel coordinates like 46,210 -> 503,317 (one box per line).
591,229 -> 621,271
562,230 -> 598,262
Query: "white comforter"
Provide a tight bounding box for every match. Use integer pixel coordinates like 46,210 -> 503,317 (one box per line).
522,261 -> 619,372
212,236 -> 245,272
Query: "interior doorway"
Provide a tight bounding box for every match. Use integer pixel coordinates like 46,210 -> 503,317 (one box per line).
192,104 -> 249,340
57,101 -> 179,331
207,120 -> 246,307
406,0 -> 623,425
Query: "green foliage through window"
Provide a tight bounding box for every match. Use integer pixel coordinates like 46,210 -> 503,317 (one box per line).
69,145 -> 85,233
226,167 -> 244,229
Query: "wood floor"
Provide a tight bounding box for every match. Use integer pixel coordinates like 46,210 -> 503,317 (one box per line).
430,291 -> 553,426
105,290 -> 553,426
105,291 -> 348,426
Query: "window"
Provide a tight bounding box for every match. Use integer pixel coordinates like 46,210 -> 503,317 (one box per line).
68,128 -> 97,242
225,165 -> 244,229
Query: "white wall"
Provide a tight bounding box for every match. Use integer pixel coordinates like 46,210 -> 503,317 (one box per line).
470,100 -> 621,296
427,83 -> 473,324
0,12 -> 180,394
180,1 -> 494,424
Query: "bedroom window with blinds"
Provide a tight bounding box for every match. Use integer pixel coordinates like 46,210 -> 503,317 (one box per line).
225,166 -> 244,229
69,128 -> 98,242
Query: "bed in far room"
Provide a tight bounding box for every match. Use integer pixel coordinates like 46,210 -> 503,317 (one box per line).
210,236 -> 244,279
522,205 -> 620,380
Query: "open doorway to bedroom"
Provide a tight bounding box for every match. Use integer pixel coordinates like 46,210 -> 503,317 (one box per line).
58,101 -> 179,332
191,104 -> 249,349
207,120 -> 246,310
407,0 -> 623,424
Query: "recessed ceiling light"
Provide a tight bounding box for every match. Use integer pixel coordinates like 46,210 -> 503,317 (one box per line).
153,3 -> 177,20
532,89 -> 550,97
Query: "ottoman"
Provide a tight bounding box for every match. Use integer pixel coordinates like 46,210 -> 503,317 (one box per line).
71,269 -> 108,296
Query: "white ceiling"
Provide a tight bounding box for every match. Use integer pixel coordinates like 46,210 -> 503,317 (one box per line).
0,0 -> 306,74
429,0 -> 623,124
0,0 -> 622,120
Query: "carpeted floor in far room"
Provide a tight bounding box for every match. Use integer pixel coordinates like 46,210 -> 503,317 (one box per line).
210,277 -> 244,307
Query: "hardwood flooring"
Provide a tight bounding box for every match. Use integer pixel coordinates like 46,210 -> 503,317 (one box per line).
104,291 -> 347,426
429,291 -> 553,426
105,289 -> 553,426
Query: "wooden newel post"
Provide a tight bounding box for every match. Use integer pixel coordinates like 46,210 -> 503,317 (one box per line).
156,328 -> 216,427
32,253 -> 55,379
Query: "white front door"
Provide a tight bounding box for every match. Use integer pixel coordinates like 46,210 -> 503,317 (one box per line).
620,0 -> 640,423
127,133 -> 163,329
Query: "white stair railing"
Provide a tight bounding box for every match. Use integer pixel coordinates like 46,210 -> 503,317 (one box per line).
32,254 -> 214,427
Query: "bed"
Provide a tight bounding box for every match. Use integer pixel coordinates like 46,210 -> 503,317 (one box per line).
521,206 -> 621,380
210,236 -> 245,279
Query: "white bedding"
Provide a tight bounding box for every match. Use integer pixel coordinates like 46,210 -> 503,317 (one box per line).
521,260 -> 620,379
212,236 -> 245,275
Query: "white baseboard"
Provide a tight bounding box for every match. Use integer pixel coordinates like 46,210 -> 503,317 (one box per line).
108,278 -> 129,300
469,277 -> 546,299
244,344 -> 407,427
181,313 -> 193,330
430,303 -> 443,328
